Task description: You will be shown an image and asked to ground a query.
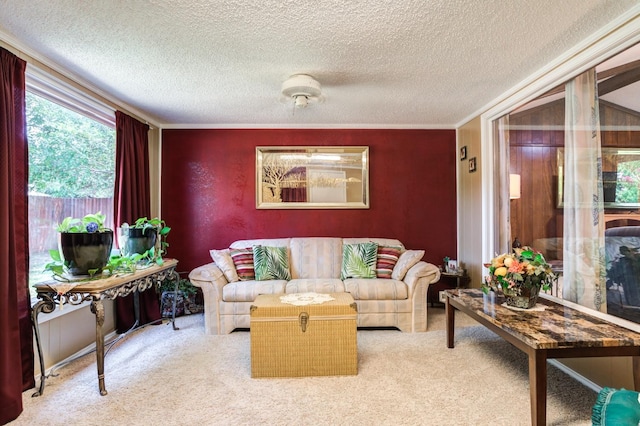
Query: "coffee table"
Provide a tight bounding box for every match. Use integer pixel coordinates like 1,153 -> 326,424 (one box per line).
445,288 -> 640,426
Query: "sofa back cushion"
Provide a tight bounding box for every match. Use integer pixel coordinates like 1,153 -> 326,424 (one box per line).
343,238 -> 405,250
290,237 -> 343,279
229,238 -> 291,250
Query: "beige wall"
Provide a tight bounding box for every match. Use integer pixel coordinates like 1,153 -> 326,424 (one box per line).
34,301 -> 115,374
457,117 -> 483,288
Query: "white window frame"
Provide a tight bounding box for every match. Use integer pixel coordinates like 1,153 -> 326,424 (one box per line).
26,65 -> 116,311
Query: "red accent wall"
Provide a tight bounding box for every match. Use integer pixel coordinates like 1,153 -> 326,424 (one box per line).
161,129 -> 457,273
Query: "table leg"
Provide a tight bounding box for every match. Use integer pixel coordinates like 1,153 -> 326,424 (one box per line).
90,299 -> 108,396
528,349 -> 547,426
30,300 -> 48,396
633,355 -> 640,391
171,270 -> 180,330
446,294 -> 455,348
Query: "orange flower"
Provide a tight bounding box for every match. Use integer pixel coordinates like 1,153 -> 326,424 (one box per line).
508,260 -> 524,273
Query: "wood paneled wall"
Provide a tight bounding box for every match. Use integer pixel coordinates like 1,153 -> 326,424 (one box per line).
509,100 -> 640,259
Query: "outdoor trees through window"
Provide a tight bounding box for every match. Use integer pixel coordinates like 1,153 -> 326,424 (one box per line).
26,91 -> 116,295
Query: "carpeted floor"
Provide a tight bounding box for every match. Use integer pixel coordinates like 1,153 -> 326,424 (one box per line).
11,308 -> 597,425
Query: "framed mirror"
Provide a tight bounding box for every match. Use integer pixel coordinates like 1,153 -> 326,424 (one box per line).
256,146 -> 369,209
558,147 -> 640,208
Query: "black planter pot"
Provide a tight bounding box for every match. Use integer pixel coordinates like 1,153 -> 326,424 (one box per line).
59,231 -> 114,276
121,227 -> 157,256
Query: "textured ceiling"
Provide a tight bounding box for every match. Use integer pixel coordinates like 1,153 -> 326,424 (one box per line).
0,0 -> 638,128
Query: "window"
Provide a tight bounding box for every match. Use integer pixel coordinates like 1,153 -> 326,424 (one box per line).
502,42 -> 640,325
26,70 -> 116,298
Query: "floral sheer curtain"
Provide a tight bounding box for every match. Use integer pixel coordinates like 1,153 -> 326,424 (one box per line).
562,68 -> 606,312
0,47 -> 33,424
494,114 -> 511,254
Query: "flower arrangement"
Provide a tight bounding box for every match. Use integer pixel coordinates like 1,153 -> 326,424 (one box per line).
482,246 -> 556,296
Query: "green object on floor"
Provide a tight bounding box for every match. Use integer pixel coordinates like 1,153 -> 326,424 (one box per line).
592,387 -> 640,425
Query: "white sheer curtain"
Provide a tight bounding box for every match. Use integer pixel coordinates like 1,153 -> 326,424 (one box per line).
494,115 -> 511,253
562,69 -> 606,312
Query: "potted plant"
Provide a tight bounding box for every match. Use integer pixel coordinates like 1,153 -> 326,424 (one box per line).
47,212 -> 114,277
158,277 -> 200,317
119,217 -> 171,265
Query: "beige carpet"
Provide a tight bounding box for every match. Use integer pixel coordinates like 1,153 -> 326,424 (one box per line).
11,309 -> 597,426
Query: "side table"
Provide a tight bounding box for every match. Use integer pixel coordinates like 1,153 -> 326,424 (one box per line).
427,271 -> 470,307
31,258 -> 180,396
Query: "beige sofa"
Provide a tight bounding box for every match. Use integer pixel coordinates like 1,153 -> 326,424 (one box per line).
188,237 -> 441,334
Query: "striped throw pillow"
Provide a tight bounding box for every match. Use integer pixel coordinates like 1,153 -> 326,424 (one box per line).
229,247 -> 255,281
376,245 -> 402,279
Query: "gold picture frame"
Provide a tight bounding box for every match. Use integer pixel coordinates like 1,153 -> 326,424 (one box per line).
256,146 -> 369,209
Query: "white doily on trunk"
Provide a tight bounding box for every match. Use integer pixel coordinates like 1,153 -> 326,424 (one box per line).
280,292 -> 335,306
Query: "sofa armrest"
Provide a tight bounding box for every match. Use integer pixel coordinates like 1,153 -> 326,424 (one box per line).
403,261 -> 441,332
188,262 -> 226,286
188,263 -> 228,334
403,261 -> 441,290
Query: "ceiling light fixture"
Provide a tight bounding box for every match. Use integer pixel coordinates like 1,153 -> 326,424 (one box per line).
281,74 -> 323,109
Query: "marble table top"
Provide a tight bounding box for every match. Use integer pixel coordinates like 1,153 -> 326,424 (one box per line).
446,288 -> 640,350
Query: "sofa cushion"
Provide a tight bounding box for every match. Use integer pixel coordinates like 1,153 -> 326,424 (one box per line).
209,249 -> 239,282
376,245 -> 402,279
286,278 -> 345,294
222,280 -> 287,302
344,278 -> 408,300
289,237 -> 343,279
392,250 -> 425,280
229,248 -> 255,281
341,242 -> 378,279
253,245 -> 291,281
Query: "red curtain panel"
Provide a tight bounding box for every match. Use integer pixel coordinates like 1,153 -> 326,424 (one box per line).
0,47 -> 34,425
113,111 -> 161,333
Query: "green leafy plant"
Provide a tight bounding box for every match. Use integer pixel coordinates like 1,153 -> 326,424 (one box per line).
56,211 -> 110,233
45,211 -> 114,280
120,217 -> 171,265
158,277 -> 197,298
43,249 -> 67,278
104,252 -> 147,275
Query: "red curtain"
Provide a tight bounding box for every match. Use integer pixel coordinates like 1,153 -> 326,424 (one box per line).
0,47 -> 34,424
113,111 -> 161,333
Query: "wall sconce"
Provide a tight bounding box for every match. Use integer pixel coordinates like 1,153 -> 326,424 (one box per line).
510,174 -> 521,199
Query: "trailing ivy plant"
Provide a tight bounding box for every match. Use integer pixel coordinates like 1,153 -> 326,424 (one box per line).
56,212 -> 110,233
158,277 -> 197,298
120,216 -> 171,265
44,214 -> 172,281
45,211 -> 113,280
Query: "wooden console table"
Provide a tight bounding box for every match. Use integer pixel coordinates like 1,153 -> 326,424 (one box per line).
31,258 -> 179,396
445,288 -> 640,426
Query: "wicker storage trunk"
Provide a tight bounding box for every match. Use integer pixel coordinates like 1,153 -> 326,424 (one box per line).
250,293 -> 358,378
